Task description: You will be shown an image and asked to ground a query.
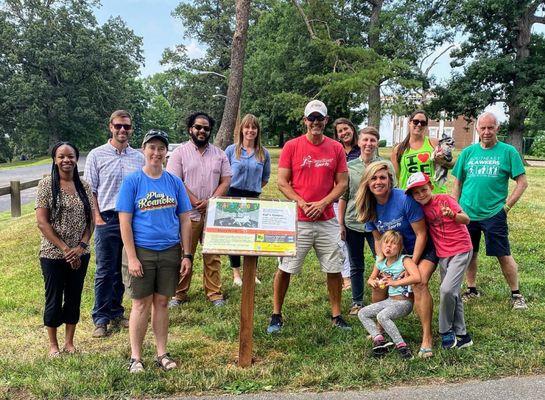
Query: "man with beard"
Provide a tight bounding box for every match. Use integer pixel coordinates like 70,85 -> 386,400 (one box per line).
166,112 -> 232,307
84,110 -> 145,338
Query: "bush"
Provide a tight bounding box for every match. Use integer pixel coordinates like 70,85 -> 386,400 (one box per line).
378,139 -> 387,147
529,133 -> 545,158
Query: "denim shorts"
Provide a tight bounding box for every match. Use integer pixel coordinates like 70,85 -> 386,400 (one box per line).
468,208 -> 510,257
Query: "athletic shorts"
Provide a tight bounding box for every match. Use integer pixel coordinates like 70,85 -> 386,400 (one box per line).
467,208 -> 510,257
279,219 -> 344,274
122,245 -> 181,299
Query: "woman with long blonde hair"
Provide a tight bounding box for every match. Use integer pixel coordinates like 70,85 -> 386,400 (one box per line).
224,114 -> 271,286
355,160 -> 438,358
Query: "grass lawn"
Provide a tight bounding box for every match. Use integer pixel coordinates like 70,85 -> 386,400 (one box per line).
1,148 -> 544,399
0,157 -> 50,171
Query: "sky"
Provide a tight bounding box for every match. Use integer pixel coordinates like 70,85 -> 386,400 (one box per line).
93,0 -> 509,143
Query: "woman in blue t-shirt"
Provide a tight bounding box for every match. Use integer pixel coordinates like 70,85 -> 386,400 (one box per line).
224,114 -> 271,286
355,160 -> 438,358
117,130 -> 193,373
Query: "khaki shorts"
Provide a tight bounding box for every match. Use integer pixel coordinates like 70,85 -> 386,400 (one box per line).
279,219 -> 345,274
122,245 -> 181,299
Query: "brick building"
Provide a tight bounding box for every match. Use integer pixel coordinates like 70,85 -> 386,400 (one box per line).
392,114 -> 476,149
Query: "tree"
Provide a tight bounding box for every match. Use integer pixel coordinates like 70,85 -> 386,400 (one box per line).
214,0 -> 251,149
429,0 -> 545,155
0,0 -> 144,155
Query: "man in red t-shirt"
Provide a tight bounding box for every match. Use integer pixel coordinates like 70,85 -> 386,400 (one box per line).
267,100 -> 349,334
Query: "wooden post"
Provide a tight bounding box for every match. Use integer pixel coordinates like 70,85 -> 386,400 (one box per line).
10,181 -> 21,218
238,255 -> 258,367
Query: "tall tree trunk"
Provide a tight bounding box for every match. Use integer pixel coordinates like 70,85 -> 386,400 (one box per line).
508,6 -> 532,158
214,0 -> 251,150
367,0 -> 383,132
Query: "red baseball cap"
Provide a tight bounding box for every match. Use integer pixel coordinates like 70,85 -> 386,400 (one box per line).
405,172 -> 432,193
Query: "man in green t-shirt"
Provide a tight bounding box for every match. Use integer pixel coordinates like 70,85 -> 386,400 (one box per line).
452,112 -> 528,310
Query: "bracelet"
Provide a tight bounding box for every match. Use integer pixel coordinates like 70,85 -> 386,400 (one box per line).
79,241 -> 89,250
504,204 -> 511,212
183,254 -> 194,262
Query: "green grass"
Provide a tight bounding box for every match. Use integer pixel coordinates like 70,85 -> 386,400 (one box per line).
0,157 -> 50,170
1,148 -> 545,399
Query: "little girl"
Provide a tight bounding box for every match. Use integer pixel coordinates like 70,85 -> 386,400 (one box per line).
358,230 -> 421,359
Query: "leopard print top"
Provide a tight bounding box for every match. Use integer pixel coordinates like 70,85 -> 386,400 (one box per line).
35,176 -> 94,259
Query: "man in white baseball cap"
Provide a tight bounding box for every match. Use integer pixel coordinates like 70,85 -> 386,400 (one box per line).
267,100 -> 350,333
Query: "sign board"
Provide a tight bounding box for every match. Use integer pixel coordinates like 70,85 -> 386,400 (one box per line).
202,197 -> 297,257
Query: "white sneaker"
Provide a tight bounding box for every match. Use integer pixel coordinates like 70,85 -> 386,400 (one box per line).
511,294 -> 528,310
233,277 -> 243,287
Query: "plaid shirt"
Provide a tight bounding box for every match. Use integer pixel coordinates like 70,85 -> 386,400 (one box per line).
84,141 -> 144,212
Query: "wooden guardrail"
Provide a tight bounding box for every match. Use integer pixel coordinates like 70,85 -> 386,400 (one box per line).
0,172 -> 83,218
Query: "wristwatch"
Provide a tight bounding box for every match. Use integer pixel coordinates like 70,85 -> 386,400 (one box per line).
183,254 -> 194,262
79,241 -> 89,250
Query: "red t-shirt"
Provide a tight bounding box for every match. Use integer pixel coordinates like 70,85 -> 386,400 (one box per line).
279,134 -> 348,221
422,194 -> 473,258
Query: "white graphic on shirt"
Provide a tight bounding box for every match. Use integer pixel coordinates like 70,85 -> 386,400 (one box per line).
467,156 -> 499,177
376,217 -> 403,233
300,155 -> 333,168
138,191 -> 176,211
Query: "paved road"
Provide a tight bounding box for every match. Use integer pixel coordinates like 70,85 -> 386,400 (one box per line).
166,374 -> 545,400
0,156 -> 86,213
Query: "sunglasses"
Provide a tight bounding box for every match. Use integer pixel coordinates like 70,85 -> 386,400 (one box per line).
411,119 -> 428,127
306,115 -> 326,122
112,124 -> 132,130
192,124 -> 211,132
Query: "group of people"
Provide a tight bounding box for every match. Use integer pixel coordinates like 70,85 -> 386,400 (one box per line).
35,100 -> 528,368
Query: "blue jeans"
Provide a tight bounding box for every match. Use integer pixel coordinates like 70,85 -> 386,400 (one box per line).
92,211 -> 125,325
345,227 -> 375,306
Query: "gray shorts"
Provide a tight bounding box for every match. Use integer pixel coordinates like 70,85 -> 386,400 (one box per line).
279,219 -> 344,274
122,245 -> 181,299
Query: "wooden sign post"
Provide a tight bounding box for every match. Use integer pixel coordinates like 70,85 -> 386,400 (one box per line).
202,197 -> 297,368
238,255 -> 258,367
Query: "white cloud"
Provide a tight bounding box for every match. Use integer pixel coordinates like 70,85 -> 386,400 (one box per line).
186,41 -> 206,59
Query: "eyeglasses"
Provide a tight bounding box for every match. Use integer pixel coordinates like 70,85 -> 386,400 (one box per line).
411,119 -> 428,127
306,115 -> 326,122
113,124 -> 132,130
192,124 -> 211,132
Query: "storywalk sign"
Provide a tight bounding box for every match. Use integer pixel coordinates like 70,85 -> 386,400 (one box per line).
202,197 -> 297,367
202,198 -> 297,257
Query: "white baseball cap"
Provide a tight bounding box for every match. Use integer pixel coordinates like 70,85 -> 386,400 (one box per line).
304,100 -> 328,117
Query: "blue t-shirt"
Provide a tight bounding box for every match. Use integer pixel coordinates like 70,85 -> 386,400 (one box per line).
366,189 -> 424,254
377,255 -> 412,297
224,144 -> 271,193
116,169 -> 192,251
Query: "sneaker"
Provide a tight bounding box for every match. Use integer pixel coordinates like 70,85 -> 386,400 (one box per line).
372,340 -> 391,357
348,303 -> 363,316
212,299 -> 226,307
461,289 -> 480,302
92,324 -> 108,338
397,346 -> 414,360
168,298 -> 187,309
233,277 -> 243,287
111,316 -> 129,330
441,330 -> 457,349
255,276 -> 261,285
331,315 -> 352,330
456,334 -> 473,349
511,294 -> 528,310
267,314 -> 283,334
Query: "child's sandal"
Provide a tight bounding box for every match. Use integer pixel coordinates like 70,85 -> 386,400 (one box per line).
417,347 -> 433,358
156,353 -> 177,371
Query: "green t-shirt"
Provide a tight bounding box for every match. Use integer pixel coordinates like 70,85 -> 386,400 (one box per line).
341,156 -> 396,232
452,141 -> 525,221
398,136 -> 447,194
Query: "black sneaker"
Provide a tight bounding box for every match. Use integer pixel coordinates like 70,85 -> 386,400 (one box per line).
331,315 -> 352,330
456,334 -> 473,349
266,313 -> 283,334
372,340 -> 391,357
397,346 -> 414,360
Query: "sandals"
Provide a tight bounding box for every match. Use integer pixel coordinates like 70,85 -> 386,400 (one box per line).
155,353 -> 177,371
417,347 -> 433,358
128,358 -> 144,373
